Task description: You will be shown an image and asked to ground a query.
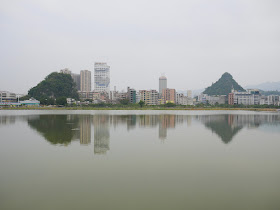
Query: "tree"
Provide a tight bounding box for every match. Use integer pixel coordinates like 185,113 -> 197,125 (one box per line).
120,99 -> 129,105
165,102 -> 176,107
139,100 -> 145,108
39,96 -> 55,105
19,95 -> 31,101
56,97 -> 67,106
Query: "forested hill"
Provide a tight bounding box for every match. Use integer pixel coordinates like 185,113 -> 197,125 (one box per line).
28,72 -> 79,101
203,72 -> 245,96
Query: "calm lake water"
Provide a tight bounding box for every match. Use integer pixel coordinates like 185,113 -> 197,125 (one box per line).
1,110 -> 280,210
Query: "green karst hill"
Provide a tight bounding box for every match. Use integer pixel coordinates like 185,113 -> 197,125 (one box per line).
28,72 -> 79,104
203,72 -> 245,95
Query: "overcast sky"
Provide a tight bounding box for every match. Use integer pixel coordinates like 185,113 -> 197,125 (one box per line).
0,0 -> 280,94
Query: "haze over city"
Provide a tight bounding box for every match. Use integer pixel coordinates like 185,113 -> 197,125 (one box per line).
1,0 -> 280,94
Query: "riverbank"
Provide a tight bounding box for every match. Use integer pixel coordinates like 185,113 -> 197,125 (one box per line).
0,106 -> 278,112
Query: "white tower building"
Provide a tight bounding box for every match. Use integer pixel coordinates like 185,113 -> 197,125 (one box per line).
94,62 -> 110,93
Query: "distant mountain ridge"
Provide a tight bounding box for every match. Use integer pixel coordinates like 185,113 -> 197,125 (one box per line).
245,81 -> 280,91
203,72 -> 245,96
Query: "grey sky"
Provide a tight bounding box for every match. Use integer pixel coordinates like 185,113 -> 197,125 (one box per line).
1,0 -> 280,94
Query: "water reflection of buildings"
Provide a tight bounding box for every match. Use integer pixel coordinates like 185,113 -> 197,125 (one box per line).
6,114 -> 191,147
4,113 -> 279,153
79,115 -> 91,145
0,115 -> 39,126
93,115 -> 110,154
159,115 -> 176,140
0,115 -> 16,125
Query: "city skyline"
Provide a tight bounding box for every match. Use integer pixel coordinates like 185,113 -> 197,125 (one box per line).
1,1 -> 280,94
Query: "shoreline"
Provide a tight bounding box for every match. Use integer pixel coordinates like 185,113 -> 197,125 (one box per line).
0,107 -> 278,112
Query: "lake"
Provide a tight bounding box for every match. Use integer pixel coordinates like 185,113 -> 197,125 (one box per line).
1,110 -> 280,210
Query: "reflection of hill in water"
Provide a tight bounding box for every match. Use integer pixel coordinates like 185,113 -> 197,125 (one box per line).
28,115 -> 80,145
197,114 -> 280,144
203,116 -> 243,144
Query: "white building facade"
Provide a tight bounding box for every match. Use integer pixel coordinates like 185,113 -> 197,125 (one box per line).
94,62 -> 110,93
176,93 -> 194,105
233,89 -> 261,105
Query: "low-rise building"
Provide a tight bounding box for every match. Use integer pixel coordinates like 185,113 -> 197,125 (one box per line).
20,98 -> 40,106
0,91 -> 17,103
78,91 -> 109,103
197,94 -> 226,105
176,93 -> 193,105
67,98 -> 76,105
233,89 -> 261,105
198,94 -> 208,104
260,95 -> 280,105
207,95 -> 227,105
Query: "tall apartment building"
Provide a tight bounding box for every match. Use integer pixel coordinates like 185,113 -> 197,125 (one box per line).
127,87 -> 136,103
162,88 -> 176,104
72,73 -> 80,91
139,90 -> 159,105
94,62 -> 110,93
140,90 -> 148,104
80,70 -> 91,92
159,76 -> 167,98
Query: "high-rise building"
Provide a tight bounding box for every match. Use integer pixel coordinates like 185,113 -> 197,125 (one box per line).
80,70 -> 91,92
127,87 -> 136,103
94,62 -> 110,93
159,76 -> 167,97
71,73 -> 80,91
